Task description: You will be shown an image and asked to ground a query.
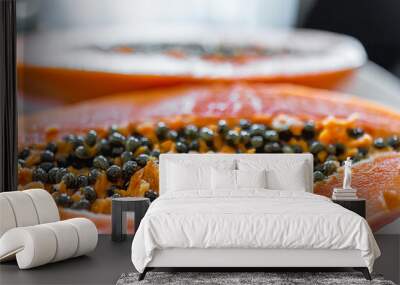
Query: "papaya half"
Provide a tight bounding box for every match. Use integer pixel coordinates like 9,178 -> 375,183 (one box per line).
18,27 -> 365,105
18,83 -> 400,234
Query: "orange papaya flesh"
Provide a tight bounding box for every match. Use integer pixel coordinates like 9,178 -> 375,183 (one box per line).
17,28 -> 364,103
17,83 -> 400,233
314,152 -> 400,232
19,83 -> 400,146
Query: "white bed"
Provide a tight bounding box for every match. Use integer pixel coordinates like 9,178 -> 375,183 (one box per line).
131,154 -> 380,280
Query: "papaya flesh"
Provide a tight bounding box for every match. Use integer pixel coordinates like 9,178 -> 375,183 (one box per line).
18,83 -> 400,233
20,83 -> 400,145
18,27 -> 365,103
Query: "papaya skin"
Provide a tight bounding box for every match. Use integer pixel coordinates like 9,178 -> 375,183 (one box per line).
18,64 -> 355,104
19,83 -> 400,145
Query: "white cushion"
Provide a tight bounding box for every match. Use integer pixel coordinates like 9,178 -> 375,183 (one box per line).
0,191 -> 39,227
167,163 -> 211,191
236,169 -> 267,189
24,189 -> 60,224
0,218 -> 97,269
0,196 -> 16,237
238,159 -> 308,191
167,159 -> 235,192
211,168 -> 237,190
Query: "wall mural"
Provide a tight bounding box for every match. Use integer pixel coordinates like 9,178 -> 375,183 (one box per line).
17,27 -> 400,234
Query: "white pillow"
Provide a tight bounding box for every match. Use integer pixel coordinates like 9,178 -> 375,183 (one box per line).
211,169 -> 267,190
166,159 -> 236,192
238,159 -> 308,191
236,169 -> 267,189
211,168 -> 237,190
168,163 -> 211,191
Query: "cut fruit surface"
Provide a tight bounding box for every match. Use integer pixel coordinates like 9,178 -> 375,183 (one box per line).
18,27 -> 365,103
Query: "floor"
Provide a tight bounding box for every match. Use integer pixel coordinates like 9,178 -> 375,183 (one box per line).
0,235 -> 135,285
0,235 -> 399,285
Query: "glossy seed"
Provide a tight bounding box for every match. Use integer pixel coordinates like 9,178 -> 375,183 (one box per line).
39,162 -> 54,173
199,127 -> 214,141
249,124 -> 266,136
387,135 -> 400,149
150,150 -> 160,158
144,190 -> 159,202
189,140 -> 200,151
75,145 -> 89,159
58,193 -> 72,207
282,145 -> 294,153
264,130 -> 279,142
138,137 -> 150,148
184,125 -> 198,139
239,130 -> 251,144
77,175 -> 88,187
71,199 -> 91,210
85,130 -> 97,147
93,155 -> 109,170
136,154 -> 149,167
217,120 -> 229,134
309,141 -> 325,154
291,144 -> 303,153
125,136 -> 141,152
106,165 -> 122,182
301,122 -> 315,140
41,150 -> 54,162
19,148 -> 30,160
176,141 -> 188,153
167,130 -> 178,141
106,186 -> 117,197
55,168 -> 68,184
111,147 -> 124,157
313,171 -> 326,182
347,128 -> 364,139
155,122 -> 169,141
374,138 -> 386,149
32,168 -> 48,183
88,168 -> 100,185
71,135 -> 85,149
250,136 -> 264,148
278,127 -> 292,142
109,132 -> 126,146
46,142 -> 58,153
264,142 -> 282,153
62,173 -> 76,188
98,139 -> 111,155
322,160 -> 337,176
83,186 -> 97,202
225,130 -> 240,145
121,151 -> 134,163
18,159 -> 25,167
335,143 -> 346,156
239,119 -> 251,130
122,161 -> 139,179
327,144 -> 336,155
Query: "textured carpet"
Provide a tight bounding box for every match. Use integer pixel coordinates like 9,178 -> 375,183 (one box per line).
117,272 -> 396,285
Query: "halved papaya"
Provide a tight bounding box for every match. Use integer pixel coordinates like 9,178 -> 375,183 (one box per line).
18,27 -> 365,105
18,83 -> 400,233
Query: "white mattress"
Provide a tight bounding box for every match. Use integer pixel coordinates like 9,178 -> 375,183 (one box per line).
131,190 -> 380,273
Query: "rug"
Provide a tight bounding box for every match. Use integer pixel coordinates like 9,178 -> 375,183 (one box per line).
116,272 -> 396,285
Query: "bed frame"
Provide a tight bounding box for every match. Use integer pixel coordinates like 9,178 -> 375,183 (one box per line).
139,248 -> 371,280
138,154 -> 372,281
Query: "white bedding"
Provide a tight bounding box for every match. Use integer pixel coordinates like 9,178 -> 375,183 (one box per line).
131,190 -> 380,273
